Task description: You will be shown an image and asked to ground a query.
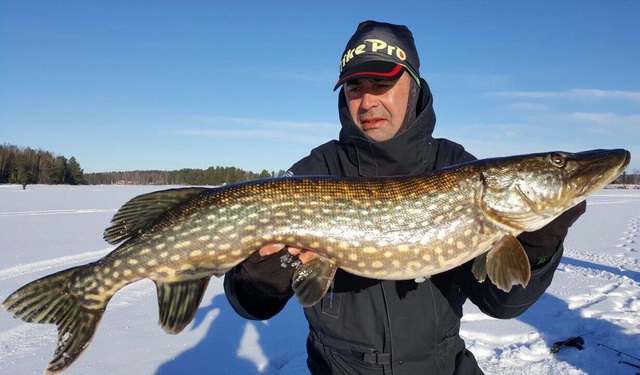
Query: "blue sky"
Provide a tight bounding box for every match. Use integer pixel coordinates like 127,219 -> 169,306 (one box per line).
2,1 -> 639,174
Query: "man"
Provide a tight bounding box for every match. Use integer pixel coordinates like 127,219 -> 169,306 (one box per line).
224,21 -> 585,374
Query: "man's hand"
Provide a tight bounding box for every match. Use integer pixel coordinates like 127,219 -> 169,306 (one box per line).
259,243 -> 316,263
235,244 -> 316,298
518,200 -> 586,267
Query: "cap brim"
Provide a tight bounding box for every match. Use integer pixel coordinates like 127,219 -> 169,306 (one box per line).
334,62 -> 404,91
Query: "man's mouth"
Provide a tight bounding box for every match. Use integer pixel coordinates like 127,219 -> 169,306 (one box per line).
360,117 -> 386,131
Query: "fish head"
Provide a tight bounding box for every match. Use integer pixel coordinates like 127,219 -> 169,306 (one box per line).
480,149 -> 630,232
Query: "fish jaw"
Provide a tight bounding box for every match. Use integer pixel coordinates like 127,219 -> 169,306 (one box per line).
479,149 -> 630,233
568,149 -> 630,200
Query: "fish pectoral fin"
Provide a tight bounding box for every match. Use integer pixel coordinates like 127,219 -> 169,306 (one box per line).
154,277 -> 211,334
104,187 -> 208,245
291,257 -> 337,308
484,234 -> 531,292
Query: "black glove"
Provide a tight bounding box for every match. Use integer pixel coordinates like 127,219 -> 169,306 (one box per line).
235,246 -> 301,298
518,200 -> 587,267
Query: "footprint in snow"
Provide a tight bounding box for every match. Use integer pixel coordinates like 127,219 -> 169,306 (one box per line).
615,217 -> 640,250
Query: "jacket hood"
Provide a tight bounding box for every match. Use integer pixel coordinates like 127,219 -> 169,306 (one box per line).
338,78 -> 437,176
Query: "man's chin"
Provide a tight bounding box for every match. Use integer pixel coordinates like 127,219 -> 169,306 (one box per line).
363,128 -> 395,142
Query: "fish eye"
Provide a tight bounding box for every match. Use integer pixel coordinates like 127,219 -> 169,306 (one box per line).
550,153 -> 566,168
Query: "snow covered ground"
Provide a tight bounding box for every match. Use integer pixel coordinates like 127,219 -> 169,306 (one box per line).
0,184 -> 639,375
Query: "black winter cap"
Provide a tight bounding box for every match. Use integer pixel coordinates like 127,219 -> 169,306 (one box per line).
334,20 -> 421,90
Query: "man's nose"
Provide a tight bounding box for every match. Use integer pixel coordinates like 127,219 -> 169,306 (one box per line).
359,91 -> 379,111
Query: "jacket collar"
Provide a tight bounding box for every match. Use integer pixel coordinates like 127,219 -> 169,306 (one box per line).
338,78 -> 437,176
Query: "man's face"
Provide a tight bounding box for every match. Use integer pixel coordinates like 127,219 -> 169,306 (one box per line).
344,71 -> 411,142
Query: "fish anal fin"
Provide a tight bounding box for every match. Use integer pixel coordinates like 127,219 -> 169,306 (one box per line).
485,234 -> 531,292
104,187 -> 208,245
155,277 -> 211,334
292,257 -> 337,308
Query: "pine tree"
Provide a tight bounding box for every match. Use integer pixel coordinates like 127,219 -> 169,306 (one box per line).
49,156 -> 67,184
67,157 -> 86,185
10,155 -> 34,188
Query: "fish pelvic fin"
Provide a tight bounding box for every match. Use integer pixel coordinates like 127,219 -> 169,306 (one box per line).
104,187 -> 208,245
471,252 -> 488,283
291,257 -> 337,307
2,266 -> 106,374
154,277 -> 211,334
471,234 -> 531,292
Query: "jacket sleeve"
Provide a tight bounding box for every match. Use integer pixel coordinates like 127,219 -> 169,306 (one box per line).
223,145 -> 335,320
454,201 -> 586,318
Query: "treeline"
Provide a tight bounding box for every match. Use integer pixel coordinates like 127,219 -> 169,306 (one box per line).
618,170 -> 640,186
0,144 -> 285,187
0,144 -> 85,186
84,167 -> 287,186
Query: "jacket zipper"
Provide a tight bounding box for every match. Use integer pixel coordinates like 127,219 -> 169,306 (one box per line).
380,282 -> 394,374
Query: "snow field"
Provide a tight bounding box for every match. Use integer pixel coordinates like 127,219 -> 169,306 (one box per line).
0,185 -> 639,374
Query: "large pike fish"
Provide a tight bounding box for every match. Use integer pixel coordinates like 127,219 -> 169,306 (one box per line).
3,149 -> 630,374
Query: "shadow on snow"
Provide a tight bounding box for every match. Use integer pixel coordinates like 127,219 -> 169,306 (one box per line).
155,255 -> 640,374
155,294 -> 308,375
517,257 -> 640,374
562,256 -> 640,283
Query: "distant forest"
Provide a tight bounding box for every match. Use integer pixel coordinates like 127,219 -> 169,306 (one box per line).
3,143 -> 637,187
1,144 -> 285,186
84,167 -> 287,186
0,144 -> 85,186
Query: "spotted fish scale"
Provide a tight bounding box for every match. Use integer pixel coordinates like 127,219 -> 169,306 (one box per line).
2,148 -> 631,374
93,165 -> 490,288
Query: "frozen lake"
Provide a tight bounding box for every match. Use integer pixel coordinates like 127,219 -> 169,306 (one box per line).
1,184 -> 639,374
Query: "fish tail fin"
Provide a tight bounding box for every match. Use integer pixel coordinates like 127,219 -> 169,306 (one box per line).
2,266 -> 106,374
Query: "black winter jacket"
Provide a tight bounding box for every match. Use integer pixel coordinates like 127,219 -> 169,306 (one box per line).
225,79 -> 585,374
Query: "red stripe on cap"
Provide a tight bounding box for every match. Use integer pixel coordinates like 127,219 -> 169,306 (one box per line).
337,64 -> 404,85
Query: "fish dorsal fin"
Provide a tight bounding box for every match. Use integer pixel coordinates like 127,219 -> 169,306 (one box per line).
104,187 -> 208,245
292,257 -> 337,307
471,234 -> 531,292
154,277 -> 211,334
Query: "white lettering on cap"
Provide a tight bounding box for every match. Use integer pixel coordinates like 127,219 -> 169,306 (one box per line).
339,38 -> 407,72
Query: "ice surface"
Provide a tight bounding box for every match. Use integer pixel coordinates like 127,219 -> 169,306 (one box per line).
1,184 -> 638,374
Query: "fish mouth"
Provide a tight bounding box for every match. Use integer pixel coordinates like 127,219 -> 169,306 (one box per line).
619,149 -> 632,174
573,149 -> 631,196
598,149 -> 630,180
